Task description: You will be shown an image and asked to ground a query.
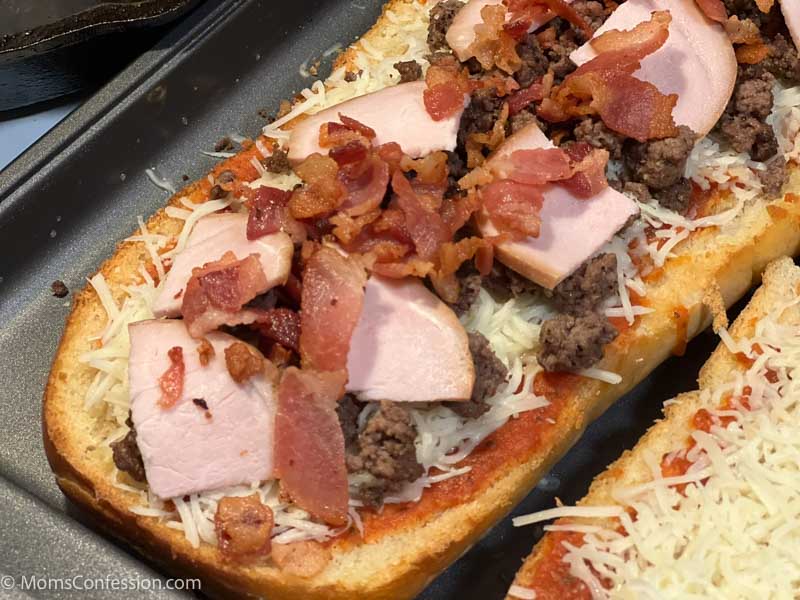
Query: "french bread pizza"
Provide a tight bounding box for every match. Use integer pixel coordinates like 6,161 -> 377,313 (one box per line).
42,0 -> 800,598
506,255 -> 800,600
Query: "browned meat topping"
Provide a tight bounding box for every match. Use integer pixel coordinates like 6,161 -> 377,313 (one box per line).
427,0 -> 464,52
394,60 -> 423,83
458,87 -> 504,148
446,332 -> 508,418
224,342 -> 263,383
214,136 -> 235,153
263,147 -> 292,174
344,70 -> 361,82
759,155 -> 789,197
197,338 -> 215,366
515,34 -> 549,88
446,150 -> 468,195
652,179 -> 693,214
571,0 -> 609,32
624,125 -> 696,191
214,494 -> 273,560
574,117 -> 624,160
451,271 -> 483,316
509,109 -> 541,134
209,184 -> 226,200
336,394 -> 362,449
542,19 -> 582,82
760,34 -> 800,85
551,253 -> 617,315
110,415 -> 146,482
617,181 -> 652,204
537,313 -> 618,372
482,261 -> 540,300
50,280 -> 69,298
345,402 -> 424,508
192,398 -> 209,410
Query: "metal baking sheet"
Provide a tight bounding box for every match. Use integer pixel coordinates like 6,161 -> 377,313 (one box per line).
0,0 -> 742,597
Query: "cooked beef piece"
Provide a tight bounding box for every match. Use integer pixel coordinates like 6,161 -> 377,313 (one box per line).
336,394 -> 363,449
111,416 -> 146,482
451,271 -> 483,316
394,60 -> 423,83
427,0 -> 464,52
263,148 -> 292,174
537,313 -> 617,372
458,88 -> 504,147
215,136 -> 235,153
719,115 -> 768,155
574,117 -> 625,160
509,108 -> 541,133
446,150 -> 468,196
624,125 -> 695,191
51,280 -> 69,298
652,179 -> 693,214
446,332 -> 508,418
619,181 -> 653,204
515,34 -> 549,88
544,20 -> 581,81
761,34 -> 800,85
483,261 -> 541,300
571,0 -> 608,32
347,402 -> 424,507
551,253 -> 617,315
733,70 -> 775,119
718,67 -> 780,161
759,155 -> 789,197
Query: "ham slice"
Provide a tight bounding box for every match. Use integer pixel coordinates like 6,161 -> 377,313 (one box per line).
346,276 -> 475,402
287,82 -> 467,164
477,122 -> 638,289
128,320 -> 275,499
782,0 -> 800,51
153,213 -> 292,318
445,0 -> 572,61
570,0 -> 737,136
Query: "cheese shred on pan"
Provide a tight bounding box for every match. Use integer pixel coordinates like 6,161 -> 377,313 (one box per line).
514,295 -> 800,599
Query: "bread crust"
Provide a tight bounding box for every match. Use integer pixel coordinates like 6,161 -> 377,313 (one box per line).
42,0 -> 800,597
506,256 -> 800,597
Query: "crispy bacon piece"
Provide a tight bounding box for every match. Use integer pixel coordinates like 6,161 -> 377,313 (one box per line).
214,494 -> 273,560
480,179 -> 544,240
337,155 -> 390,216
253,308 -> 300,351
247,186 -> 306,244
724,15 -> 761,45
330,210 -> 382,245
224,342 -> 264,383
197,338 -> 214,366
339,114 -> 376,139
468,4 -> 522,73
736,42 -> 770,64
506,0 -> 593,40
392,171 -> 451,260
299,246 -> 367,372
424,79 -> 468,121
694,0 -> 728,22
507,82 -> 545,115
289,154 -> 345,219
329,140 -> 368,166
371,257 -> 435,278
561,143 -> 610,198
182,252 -> 269,338
492,148 -> 573,185
158,346 -> 184,409
274,368 -> 348,526
441,192 -> 481,235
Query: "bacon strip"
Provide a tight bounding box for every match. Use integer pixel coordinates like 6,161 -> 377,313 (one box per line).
507,0 -> 593,39
254,308 -> 300,351
158,346 -> 185,409
299,246 -> 367,372
274,368 -> 348,526
480,179 -> 544,240
391,171 -> 452,260
182,252 -> 269,338
247,186 -> 306,244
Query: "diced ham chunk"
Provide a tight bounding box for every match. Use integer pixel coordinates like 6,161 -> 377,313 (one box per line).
570,0 -> 737,136
445,0 -> 572,61
153,213 -> 292,318
287,82 -> 467,164
128,320 -> 275,499
782,0 -> 800,51
477,122 -> 638,289
346,276 -> 475,402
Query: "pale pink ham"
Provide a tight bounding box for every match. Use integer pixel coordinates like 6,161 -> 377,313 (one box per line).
782,0 -> 800,51
128,320 -> 275,499
570,0 -> 737,136
153,213 -> 292,318
346,276 -> 475,402
287,82 -> 467,164
477,122 -> 638,289
445,0 -> 571,62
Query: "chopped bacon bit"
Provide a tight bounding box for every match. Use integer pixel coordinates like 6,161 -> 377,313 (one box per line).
299,246 -> 367,372
329,139 -> 368,166
254,308 -> 301,351
438,237 -> 492,278
561,143 -> 610,198
392,172 -> 451,260
376,141 -> 404,172
441,191 -> 481,235
424,80 -> 468,121
400,151 -> 449,185
158,346 -> 185,409
736,42 -> 770,64
330,209 -> 381,245
247,186 -> 306,243
197,338 -> 214,366
754,0 -> 774,12
339,114 -> 376,139
585,10 -> 671,60
268,344 -> 294,369
274,368 -> 349,525
372,257 -> 435,278
289,154 -> 345,219
338,155 -> 390,216
493,148 -> 573,185
507,0 -> 593,40
469,4 -> 523,73
214,494 -> 273,560
225,342 -> 264,383
480,179 -> 544,240
724,16 -> 761,45
271,540 -> 332,577
507,82 -> 545,115
475,243 -> 494,276
694,0 -> 728,22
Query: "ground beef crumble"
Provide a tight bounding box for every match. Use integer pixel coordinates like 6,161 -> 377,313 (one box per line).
515,34 -> 549,88
759,155 -> 789,197
652,179 -> 693,214
446,332 -> 508,418
550,253 -> 617,315
262,147 -> 292,174
482,261 -> 541,300
110,415 -> 146,482
51,280 -> 69,298
537,313 -> 617,372
451,270 -> 483,316
427,0 -> 464,52
573,117 -> 624,160
624,125 -> 695,191
458,88 -> 504,147
394,60 -> 423,83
